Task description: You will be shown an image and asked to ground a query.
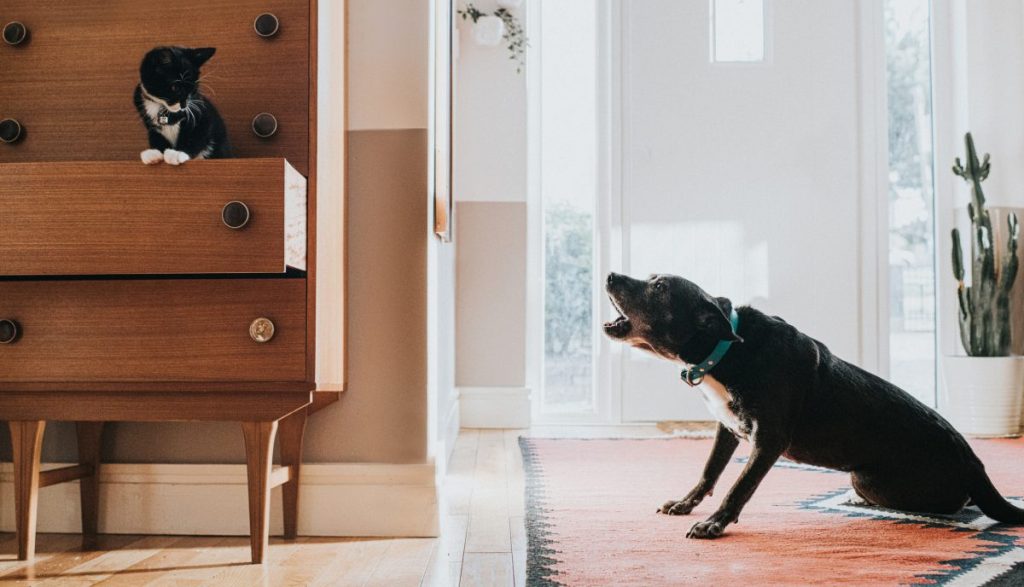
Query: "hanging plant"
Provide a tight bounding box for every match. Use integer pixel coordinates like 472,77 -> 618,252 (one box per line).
458,2 -> 528,73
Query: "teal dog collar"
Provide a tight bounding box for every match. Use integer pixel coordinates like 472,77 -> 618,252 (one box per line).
680,308 -> 740,387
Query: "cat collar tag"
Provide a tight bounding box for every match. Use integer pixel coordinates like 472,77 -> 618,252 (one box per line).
156,107 -> 182,126
680,308 -> 740,388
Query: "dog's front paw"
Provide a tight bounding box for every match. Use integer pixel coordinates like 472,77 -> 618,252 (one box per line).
686,518 -> 726,539
140,149 -> 164,165
658,499 -> 698,516
163,149 -> 191,166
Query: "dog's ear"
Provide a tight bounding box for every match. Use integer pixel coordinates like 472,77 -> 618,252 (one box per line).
696,296 -> 743,343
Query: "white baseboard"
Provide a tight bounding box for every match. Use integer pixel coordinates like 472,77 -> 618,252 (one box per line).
459,387 -> 531,429
0,462 -> 438,538
434,395 -> 462,480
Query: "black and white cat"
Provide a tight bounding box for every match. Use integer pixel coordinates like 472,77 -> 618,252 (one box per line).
134,46 -> 230,165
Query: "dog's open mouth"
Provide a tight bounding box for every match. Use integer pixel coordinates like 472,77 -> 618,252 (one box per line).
603,297 -> 632,338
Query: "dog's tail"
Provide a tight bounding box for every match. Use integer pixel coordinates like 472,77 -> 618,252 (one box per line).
966,458 -> 1024,524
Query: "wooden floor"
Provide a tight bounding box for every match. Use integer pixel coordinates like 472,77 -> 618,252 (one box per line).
0,427 -> 673,586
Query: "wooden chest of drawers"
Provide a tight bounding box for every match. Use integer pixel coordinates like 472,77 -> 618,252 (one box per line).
0,0 -> 345,564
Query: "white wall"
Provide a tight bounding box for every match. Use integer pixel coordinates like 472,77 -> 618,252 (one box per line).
957,0 -> 1024,208
935,0 -> 1024,363
455,0 -> 528,202
618,0 -> 867,421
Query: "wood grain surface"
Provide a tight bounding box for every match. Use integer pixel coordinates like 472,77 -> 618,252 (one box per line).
0,278 -> 307,382
0,158 -> 300,275
0,0 -> 309,174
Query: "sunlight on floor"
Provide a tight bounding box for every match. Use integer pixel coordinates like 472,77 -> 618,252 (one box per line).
0,427 -> 672,586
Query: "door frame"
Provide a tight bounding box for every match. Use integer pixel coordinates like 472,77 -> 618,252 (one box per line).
527,0 -> 620,425
857,0 -> 890,379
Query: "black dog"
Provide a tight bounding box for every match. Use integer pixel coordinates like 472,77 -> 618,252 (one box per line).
604,272 -> 1024,539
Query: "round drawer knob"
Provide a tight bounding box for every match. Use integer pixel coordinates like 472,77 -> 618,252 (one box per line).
253,13 -> 280,38
0,319 -> 20,344
249,317 -> 275,343
222,200 -> 251,229
0,118 -> 23,144
251,112 -> 278,138
3,21 -> 28,46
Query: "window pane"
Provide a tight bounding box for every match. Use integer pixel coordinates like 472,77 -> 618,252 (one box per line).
885,0 -> 936,405
544,202 -> 594,413
711,0 -> 765,62
540,0 -> 598,415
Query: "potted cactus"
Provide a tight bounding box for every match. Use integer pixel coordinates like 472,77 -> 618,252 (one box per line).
942,133 -> 1024,437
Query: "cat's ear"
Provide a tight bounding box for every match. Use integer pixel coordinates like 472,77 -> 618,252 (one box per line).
190,47 -> 216,67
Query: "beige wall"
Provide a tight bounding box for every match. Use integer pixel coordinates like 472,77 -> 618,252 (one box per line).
318,0 -> 440,464
310,128 -> 430,463
455,202 -> 527,388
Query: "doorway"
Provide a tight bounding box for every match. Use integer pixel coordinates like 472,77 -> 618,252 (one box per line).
530,0 -> 937,423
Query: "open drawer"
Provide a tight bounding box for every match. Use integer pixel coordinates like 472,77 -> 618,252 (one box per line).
0,158 -> 306,275
0,278 -> 306,382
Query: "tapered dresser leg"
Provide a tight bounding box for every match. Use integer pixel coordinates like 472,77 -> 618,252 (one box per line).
76,422 -> 105,549
241,420 -> 279,564
10,421 -> 46,561
279,408 -> 307,540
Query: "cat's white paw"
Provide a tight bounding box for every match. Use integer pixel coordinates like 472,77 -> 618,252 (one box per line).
140,149 -> 164,165
163,149 -> 191,166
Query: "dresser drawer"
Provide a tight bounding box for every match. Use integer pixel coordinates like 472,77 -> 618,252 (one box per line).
0,278 -> 306,382
0,159 -> 306,275
0,0 -> 310,174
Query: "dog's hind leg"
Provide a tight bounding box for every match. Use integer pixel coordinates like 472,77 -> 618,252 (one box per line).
660,424 -> 739,515
850,470 -> 967,515
848,474 -> 881,506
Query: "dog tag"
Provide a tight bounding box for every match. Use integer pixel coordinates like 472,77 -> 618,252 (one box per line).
681,369 -> 704,387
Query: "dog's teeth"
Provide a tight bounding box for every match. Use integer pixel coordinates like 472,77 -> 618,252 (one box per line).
603,316 -> 628,328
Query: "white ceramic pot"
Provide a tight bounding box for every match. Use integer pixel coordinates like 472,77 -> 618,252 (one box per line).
941,356 -> 1024,437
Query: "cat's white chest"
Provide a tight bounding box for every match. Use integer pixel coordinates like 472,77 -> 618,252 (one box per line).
698,375 -> 746,438
144,98 -> 180,146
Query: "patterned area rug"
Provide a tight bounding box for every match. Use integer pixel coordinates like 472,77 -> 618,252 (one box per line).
520,437 -> 1024,586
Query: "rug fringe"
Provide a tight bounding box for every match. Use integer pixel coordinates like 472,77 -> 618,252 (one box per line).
519,437 -> 568,587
